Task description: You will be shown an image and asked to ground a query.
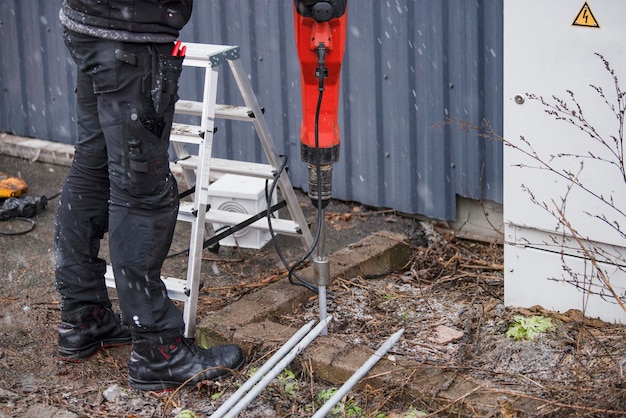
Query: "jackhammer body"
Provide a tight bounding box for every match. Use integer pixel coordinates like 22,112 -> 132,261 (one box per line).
294,0 -> 347,207
294,0 -> 347,332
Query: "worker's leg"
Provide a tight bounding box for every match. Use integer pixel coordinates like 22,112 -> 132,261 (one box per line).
59,33 -> 185,338
58,31 -> 244,385
99,50 -> 245,386
55,33 -> 130,360
55,71 -> 111,313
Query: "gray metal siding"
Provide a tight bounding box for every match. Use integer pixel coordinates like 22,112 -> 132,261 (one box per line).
0,0 -> 503,221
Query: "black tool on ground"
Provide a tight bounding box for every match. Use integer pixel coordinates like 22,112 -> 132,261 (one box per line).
0,190 -> 60,236
0,195 -> 48,221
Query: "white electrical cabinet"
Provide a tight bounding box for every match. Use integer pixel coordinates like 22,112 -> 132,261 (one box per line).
504,1 -> 626,322
207,174 -> 277,249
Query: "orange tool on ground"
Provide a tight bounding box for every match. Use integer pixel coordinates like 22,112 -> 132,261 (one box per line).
0,172 -> 28,198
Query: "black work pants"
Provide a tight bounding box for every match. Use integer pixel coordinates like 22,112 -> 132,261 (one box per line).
55,31 -> 185,340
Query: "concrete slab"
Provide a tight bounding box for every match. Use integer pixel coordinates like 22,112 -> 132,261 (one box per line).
195,230 -> 412,347
0,133 -> 74,167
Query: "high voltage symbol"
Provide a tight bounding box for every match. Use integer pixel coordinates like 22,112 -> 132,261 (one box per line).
572,2 -> 599,28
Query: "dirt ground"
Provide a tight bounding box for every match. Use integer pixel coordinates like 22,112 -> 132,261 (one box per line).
1,154 -> 625,417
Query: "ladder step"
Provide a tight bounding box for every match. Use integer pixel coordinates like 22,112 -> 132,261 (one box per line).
176,100 -> 255,122
104,265 -> 189,302
175,156 -> 275,179
177,202 -> 302,236
171,123 -> 203,144
174,100 -> 203,116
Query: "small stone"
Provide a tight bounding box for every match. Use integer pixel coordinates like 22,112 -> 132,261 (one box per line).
430,325 -> 464,344
102,384 -> 128,403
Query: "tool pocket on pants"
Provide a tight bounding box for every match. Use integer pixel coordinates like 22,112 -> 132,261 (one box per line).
150,52 -> 184,113
122,105 -> 170,197
64,31 -> 121,94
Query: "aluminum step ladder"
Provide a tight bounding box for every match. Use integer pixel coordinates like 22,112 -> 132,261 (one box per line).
106,42 -> 313,337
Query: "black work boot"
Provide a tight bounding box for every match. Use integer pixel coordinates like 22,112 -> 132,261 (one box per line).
58,305 -> 132,361
128,337 -> 245,390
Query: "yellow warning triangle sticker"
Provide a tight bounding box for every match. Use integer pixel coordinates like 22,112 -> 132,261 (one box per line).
572,2 -> 600,28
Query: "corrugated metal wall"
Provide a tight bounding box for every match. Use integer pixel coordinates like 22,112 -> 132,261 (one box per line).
0,0 -> 502,221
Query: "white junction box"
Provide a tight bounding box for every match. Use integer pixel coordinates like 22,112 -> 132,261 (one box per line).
207,174 -> 277,249
504,1 -> 626,322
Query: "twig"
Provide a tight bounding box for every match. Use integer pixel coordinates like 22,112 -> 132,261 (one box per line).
459,263 -> 504,271
492,388 -> 626,416
162,366 -> 239,415
425,383 -> 486,417
201,275 -> 283,293
553,202 -> 626,312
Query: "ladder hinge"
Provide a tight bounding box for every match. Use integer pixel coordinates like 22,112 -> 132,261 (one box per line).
225,47 -> 240,60
247,107 -> 265,118
190,204 -> 210,218
184,282 -> 204,297
209,54 -> 225,67
199,127 -> 218,139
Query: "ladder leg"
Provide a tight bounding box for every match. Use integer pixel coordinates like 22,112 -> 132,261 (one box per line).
182,65 -> 220,338
227,58 -> 314,250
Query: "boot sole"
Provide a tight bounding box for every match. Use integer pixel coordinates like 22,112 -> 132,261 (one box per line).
58,338 -> 132,361
128,356 -> 246,391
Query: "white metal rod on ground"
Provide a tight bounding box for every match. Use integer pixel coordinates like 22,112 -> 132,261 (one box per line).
318,285 -> 327,335
316,217 -> 329,336
221,316 -> 333,418
312,328 -> 404,418
210,320 -> 316,418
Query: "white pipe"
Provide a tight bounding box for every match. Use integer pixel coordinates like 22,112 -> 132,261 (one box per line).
220,316 -> 333,418
210,320 -> 316,418
312,328 -> 404,418
318,284 -> 328,335
315,217 -> 330,336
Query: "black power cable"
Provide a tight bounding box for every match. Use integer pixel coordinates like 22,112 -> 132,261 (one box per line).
166,200 -> 287,259
0,217 -> 36,235
264,42 -> 334,295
